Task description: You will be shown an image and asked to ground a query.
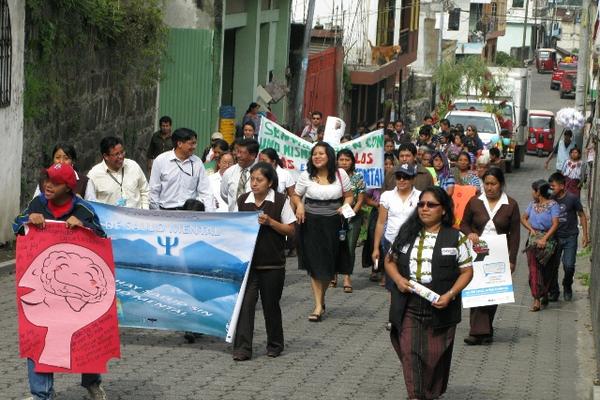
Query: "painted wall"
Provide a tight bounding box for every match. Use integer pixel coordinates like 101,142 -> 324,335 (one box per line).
442,0 -> 470,43
0,0 -> 24,242
497,22 -> 533,55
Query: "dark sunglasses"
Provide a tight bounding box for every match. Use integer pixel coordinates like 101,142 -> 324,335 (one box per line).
395,173 -> 414,181
417,201 -> 442,208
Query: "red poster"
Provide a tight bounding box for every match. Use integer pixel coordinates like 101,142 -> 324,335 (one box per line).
452,185 -> 477,228
16,222 -> 120,373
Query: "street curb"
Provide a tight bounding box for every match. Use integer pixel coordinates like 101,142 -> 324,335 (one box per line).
592,385 -> 600,400
0,259 -> 15,276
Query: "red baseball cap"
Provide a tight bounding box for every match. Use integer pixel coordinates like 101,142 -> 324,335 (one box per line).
47,163 -> 77,191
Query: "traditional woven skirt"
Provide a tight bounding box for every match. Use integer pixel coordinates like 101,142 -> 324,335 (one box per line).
298,212 -> 351,281
391,294 -> 456,400
527,247 -> 554,299
565,177 -> 581,198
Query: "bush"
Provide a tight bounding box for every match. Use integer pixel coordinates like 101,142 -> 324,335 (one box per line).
495,51 -> 521,68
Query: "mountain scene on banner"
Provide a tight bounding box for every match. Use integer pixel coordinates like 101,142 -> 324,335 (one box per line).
111,238 -> 247,281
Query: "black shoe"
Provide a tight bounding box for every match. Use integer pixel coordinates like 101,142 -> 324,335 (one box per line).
564,288 -> 573,301
541,296 -> 549,306
464,335 -> 483,345
548,292 -> 560,302
385,322 -> 392,331
464,335 -> 493,346
232,354 -> 251,361
267,350 -> 282,358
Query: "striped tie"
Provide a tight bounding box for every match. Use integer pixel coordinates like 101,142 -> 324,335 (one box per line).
236,168 -> 248,199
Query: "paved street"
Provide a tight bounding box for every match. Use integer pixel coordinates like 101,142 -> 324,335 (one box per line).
0,69 -> 594,400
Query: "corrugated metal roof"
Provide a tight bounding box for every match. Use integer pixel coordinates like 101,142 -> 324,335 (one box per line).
159,28 -> 214,151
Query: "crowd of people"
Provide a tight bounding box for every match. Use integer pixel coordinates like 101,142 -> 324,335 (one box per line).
13,107 -> 590,400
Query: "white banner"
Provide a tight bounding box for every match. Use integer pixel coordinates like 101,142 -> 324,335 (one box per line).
462,234 -> 515,308
258,117 -> 385,189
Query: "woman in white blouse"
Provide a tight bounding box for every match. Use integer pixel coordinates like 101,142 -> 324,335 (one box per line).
292,142 -> 353,322
385,186 -> 473,400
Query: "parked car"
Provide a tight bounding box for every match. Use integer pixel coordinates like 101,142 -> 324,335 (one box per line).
444,110 -> 502,149
535,48 -> 557,73
526,110 -> 555,157
551,62 -> 577,90
559,72 -> 577,99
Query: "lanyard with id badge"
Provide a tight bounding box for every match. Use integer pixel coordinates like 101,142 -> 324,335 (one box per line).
107,167 -> 127,206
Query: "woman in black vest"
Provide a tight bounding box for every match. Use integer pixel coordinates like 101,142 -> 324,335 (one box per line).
385,186 -> 473,400
233,162 -> 296,361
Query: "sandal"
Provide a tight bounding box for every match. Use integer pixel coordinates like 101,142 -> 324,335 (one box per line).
343,286 -> 353,293
308,309 -> 324,322
329,279 -> 337,288
530,300 -> 541,312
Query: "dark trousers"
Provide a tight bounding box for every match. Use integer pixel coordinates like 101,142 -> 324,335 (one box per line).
469,305 -> 497,337
361,208 -> 379,270
549,235 -> 578,295
233,268 -> 285,358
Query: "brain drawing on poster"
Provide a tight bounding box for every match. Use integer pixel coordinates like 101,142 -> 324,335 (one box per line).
16,223 -> 120,373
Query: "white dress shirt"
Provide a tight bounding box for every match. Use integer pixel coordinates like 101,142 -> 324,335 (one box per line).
209,172 -> 229,212
85,159 -> 149,209
276,165 -> 296,194
149,150 -> 214,211
220,162 -> 255,211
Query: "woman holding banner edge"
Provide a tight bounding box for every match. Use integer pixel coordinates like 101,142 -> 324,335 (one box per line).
233,162 -> 296,361
292,142 -> 353,322
460,167 -> 521,346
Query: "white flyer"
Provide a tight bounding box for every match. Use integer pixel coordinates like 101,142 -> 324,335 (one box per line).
340,203 -> 356,219
462,234 -> 515,308
409,280 -> 440,303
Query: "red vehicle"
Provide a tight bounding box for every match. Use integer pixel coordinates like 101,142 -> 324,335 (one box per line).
535,48 -> 557,73
551,61 -> 577,90
559,71 -> 577,99
527,110 -> 555,156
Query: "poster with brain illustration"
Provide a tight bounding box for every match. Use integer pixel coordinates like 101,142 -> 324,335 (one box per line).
16,222 -> 120,373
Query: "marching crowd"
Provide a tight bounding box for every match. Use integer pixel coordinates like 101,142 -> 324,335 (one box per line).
14,106 -> 590,400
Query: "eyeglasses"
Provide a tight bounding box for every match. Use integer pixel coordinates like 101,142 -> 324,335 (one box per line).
395,174 -> 413,181
417,201 -> 442,208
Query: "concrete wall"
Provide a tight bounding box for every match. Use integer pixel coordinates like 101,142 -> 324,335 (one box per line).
0,0 -> 24,242
164,0 -> 216,29
497,23 -> 533,54
442,0 -> 470,43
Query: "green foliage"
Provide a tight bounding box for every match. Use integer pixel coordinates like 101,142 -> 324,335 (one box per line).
495,51 -> 521,68
433,56 -> 506,118
576,272 -> 590,287
24,0 -> 167,120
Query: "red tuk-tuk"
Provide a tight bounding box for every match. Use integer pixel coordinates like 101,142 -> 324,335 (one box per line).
535,48 -> 557,73
527,110 -> 555,156
559,71 -> 577,99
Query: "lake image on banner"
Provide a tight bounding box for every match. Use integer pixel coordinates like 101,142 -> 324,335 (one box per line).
90,202 -> 260,339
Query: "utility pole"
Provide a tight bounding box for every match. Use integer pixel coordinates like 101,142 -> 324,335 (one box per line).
436,7 -> 444,104
293,0 -> 316,132
521,0 -> 530,61
575,0 -> 591,149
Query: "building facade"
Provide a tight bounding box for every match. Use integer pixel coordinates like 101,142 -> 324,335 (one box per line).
159,0 -> 292,149
0,0 -> 24,243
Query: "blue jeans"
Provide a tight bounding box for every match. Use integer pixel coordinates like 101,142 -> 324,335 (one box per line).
549,234 -> 578,295
27,358 -> 101,400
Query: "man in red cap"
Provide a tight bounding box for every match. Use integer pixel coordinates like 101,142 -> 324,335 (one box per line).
13,163 -> 108,400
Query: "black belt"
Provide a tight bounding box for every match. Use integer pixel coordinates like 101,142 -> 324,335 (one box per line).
305,197 -> 342,205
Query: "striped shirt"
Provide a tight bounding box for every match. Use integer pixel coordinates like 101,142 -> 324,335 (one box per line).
409,230 -> 472,283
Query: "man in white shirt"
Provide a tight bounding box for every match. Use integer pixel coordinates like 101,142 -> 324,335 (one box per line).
86,136 -> 150,209
149,128 -> 214,211
220,138 -> 259,211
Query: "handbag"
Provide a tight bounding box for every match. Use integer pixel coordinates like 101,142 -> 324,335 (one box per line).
524,232 -> 556,265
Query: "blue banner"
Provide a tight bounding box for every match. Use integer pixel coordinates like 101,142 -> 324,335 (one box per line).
91,202 -> 260,342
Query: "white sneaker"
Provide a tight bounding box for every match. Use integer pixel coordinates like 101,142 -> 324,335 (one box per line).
86,383 -> 107,400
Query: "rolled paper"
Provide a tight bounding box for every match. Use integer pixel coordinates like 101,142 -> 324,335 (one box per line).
409,280 -> 441,303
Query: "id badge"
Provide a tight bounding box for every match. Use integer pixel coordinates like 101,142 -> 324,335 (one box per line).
115,197 -> 127,207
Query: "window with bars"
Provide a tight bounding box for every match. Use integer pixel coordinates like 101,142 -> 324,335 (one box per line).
0,0 -> 11,108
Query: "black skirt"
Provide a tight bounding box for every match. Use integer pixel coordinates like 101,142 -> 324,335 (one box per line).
298,212 -> 351,280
